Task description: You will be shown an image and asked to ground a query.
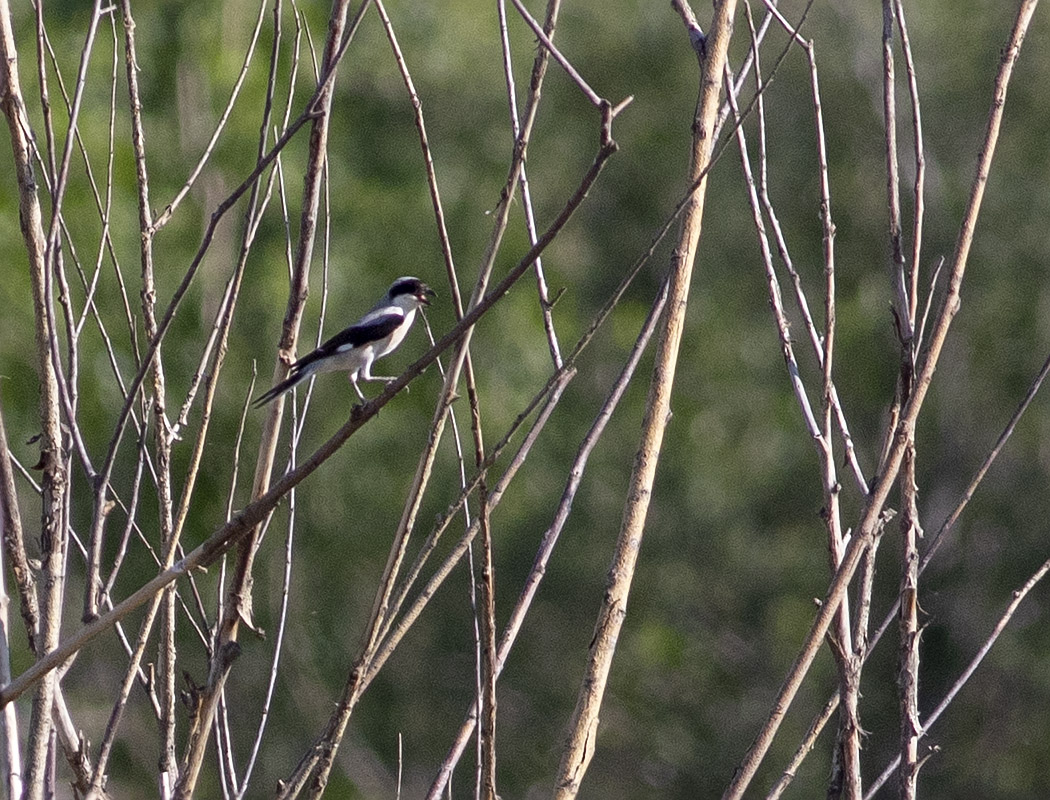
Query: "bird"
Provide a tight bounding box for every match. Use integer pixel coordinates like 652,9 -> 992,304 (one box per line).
253,276 -> 436,407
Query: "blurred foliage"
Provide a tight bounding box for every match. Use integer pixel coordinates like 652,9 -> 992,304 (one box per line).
2,0 -> 1050,798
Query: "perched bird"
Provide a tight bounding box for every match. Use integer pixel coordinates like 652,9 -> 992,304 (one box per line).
253,276 -> 436,407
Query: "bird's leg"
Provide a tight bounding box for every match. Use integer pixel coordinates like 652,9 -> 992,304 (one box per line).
360,362 -> 396,385
348,373 -> 366,401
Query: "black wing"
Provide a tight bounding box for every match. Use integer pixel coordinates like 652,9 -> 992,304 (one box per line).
292,311 -> 404,372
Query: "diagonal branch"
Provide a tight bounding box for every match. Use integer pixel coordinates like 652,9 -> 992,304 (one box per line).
552,1 -> 737,796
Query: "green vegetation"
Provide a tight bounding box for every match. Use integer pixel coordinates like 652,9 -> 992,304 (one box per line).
1,0 -> 1048,797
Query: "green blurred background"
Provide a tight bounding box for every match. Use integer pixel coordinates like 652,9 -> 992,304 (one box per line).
2,0 -> 1050,797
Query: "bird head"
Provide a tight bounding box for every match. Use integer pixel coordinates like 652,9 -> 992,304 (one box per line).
389,276 -> 436,308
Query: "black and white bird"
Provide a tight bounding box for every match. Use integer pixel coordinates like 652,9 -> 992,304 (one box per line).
253,276 -> 436,407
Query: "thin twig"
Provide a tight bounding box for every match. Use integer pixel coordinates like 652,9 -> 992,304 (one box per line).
894,0 -> 925,325
151,0 -> 271,231
865,558 -> 1050,799
507,0 -> 604,109
497,0 -> 564,369
0,404 -> 26,800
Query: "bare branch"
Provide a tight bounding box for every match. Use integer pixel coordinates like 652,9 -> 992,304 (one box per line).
866,558 -> 1050,799
553,2 -> 737,795
0,1 -> 72,794
723,7 -> 1041,795
427,273 -> 670,799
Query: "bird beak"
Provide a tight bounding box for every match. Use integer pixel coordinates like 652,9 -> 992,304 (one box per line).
419,286 -> 436,306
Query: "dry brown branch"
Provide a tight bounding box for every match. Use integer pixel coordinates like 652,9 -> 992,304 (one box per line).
804,31 -> 865,800
0,404 -> 25,800
113,2 -> 181,787
728,26 -> 862,798
880,4 -> 923,783
0,402 -> 39,656
471,432 -> 498,800
552,2 -> 736,796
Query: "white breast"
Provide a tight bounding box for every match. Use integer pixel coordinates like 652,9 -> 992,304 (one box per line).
376,307 -> 416,358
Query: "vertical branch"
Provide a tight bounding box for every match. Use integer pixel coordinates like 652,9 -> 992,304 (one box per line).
497,0 -> 564,369
882,3 -> 923,795
896,456 -> 921,800
806,34 -> 863,800
365,1 -> 468,666
0,405 -> 24,800
552,2 -> 736,796
0,406 -> 40,655
0,3 -> 69,798
894,0 -> 925,321
729,17 -> 860,794
31,0 -> 58,184
113,1 -> 180,787
473,466 -> 498,800
882,0 -> 912,345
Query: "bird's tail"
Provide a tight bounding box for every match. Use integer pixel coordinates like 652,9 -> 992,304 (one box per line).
252,369 -> 305,408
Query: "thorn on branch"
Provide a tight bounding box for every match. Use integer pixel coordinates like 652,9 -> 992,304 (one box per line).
546,287 -> 567,310
917,744 -> 940,771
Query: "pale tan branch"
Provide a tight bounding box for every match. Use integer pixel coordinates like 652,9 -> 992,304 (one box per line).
552,2 -> 737,796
